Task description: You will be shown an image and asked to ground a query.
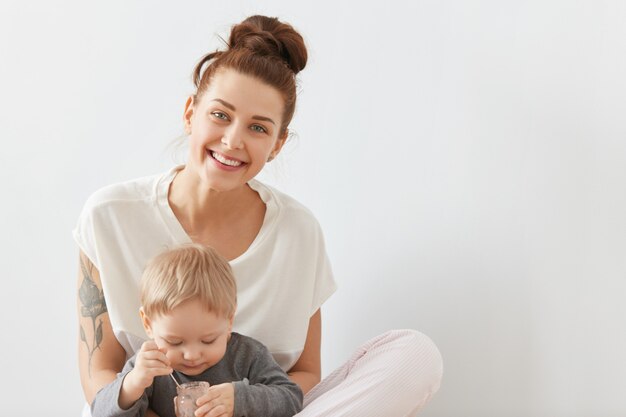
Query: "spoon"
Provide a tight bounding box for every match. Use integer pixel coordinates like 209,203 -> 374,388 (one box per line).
170,372 -> 182,388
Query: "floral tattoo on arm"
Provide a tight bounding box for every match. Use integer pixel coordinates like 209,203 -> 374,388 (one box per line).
79,254 -> 108,377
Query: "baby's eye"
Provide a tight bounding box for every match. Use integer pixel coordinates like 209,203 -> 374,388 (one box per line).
212,111 -> 229,121
250,124 -> 267,134
202,339 -> 216,345
165,340 -> 182,346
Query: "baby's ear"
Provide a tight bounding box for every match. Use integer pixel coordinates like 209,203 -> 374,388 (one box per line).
139,307 -> 154,338
228,313 -> 235,332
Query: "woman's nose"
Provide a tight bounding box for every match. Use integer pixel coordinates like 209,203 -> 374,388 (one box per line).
221,126 -> 244,150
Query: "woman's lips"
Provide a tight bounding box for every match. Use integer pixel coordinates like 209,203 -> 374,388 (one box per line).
210,150 -> 244,166
207,150 -> 246,171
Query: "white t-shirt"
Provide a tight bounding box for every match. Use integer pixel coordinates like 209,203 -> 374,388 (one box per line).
73,165 -> 337,371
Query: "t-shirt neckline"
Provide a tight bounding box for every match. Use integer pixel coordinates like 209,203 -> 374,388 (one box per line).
155,165 -> 278,264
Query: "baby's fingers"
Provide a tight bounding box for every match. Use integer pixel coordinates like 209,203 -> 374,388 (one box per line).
139,348 -> 171,366
140,340 -> 160,352
148,364 -> 174,377
143,358 -> 173,372
196,404 -> 227,417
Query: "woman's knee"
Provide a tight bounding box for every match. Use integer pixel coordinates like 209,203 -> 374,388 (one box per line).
382,329 -> 443,391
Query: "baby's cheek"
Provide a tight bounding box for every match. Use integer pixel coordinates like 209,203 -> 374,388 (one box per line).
167,350 -> 182,365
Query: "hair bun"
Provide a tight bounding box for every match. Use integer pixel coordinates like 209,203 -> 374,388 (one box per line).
229,15 -> 307,74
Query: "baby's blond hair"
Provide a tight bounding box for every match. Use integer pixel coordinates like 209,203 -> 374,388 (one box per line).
140,244 -> 236,318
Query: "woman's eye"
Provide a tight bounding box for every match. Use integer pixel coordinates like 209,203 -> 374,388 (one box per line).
212,111 -> 229,121
251,124 -> 267,134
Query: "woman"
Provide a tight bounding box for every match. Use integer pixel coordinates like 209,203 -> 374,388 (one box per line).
75,15 -> 442,417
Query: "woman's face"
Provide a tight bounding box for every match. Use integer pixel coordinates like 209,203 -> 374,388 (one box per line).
183,69 -> 287,193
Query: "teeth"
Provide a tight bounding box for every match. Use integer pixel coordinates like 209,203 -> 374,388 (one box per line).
211,151 -> 242,167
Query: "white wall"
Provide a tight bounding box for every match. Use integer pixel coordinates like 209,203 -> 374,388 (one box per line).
1,1 -> 624,416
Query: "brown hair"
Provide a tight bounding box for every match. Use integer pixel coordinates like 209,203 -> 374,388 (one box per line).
140,244 -> 236,319
192,15 -> 308,135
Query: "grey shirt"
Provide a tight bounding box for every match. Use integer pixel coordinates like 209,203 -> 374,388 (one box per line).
91,333 -> 303,417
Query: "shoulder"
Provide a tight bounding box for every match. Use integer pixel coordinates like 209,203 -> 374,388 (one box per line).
78,167 -> 179,223
227,332 -> 274,363
82,171 -> 164,211
229,332 -> 268,353
250,180 -> 323,235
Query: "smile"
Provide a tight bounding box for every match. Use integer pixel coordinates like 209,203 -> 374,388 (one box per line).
210,151 -> 243,167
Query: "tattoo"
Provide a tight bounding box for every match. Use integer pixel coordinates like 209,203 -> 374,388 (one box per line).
78,254 -> 107,377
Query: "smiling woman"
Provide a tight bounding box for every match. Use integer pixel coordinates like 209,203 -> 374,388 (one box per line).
179,70 -> 287,195
74,14 -> 442,417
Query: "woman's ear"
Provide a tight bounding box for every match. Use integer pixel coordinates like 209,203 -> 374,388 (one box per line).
139,307 -> 154,338
269,129 -> 289,160
183,95 -> 195,135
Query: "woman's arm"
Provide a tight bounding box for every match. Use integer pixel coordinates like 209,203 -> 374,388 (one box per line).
76,251 -> 126,404
287,309 -> 322,395
77,252 -> 163,417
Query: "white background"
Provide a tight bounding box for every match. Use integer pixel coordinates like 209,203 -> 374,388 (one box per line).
1,1 -> 625,416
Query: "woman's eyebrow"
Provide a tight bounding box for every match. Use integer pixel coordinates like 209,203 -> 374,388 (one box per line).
252,115 -> 276,125
212,98 -> 235,110
212,98 -> 276,125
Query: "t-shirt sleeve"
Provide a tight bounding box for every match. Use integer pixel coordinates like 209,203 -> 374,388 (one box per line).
309,221 -> 338,315
73,194 -> 102,270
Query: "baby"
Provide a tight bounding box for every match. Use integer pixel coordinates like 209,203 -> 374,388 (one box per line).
91,244 -> 303,417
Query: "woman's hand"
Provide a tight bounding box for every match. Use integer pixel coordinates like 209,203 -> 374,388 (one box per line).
195,383 -> 235,417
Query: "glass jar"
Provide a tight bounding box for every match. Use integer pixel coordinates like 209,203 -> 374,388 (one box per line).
175,381 -> 210,417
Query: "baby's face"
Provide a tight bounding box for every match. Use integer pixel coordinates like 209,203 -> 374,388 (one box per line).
145,299 -> 232,376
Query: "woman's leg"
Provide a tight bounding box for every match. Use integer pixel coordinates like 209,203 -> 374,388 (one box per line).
297,329 -> 443,417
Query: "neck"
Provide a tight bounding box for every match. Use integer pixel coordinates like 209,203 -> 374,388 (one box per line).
168,166 -> 257,232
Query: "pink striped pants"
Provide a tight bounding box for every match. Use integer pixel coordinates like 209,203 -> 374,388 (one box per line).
297,329 -> 443,417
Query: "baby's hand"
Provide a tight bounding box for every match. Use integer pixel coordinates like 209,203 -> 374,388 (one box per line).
195,383 -> 234,417
126,340 -> 172,391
